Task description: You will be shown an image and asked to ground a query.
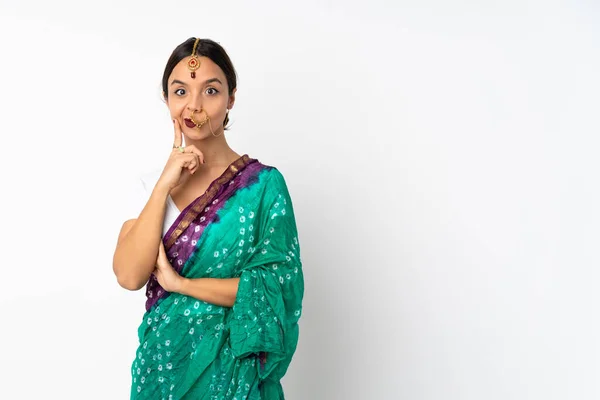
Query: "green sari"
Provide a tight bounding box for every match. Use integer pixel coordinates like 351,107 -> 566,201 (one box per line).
130,155 -> 304,399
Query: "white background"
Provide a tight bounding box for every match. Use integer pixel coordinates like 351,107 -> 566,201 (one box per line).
0,0 -> 598,399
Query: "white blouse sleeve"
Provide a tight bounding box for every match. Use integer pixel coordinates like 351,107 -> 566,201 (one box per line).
123,170 -> 175,237
123,176 -> 151,221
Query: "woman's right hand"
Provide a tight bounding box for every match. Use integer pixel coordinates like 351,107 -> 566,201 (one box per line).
156,119 -> 205,193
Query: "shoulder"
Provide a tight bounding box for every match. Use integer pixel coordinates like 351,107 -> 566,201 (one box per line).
254,161 -> 287,184
252,162 -> 296,205
254,163 -> 290,192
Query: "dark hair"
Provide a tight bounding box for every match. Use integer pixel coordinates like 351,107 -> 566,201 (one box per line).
161,38 -> 237,128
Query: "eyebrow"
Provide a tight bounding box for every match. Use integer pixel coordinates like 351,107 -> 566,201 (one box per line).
170,78 -> 223,86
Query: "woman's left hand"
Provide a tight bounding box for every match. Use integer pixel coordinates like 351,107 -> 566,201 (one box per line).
153,241 -> 185,293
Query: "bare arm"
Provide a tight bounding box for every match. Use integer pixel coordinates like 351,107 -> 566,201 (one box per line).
113,120 -> 205,291
112,186 -> 170,291
177,278 -> 241,308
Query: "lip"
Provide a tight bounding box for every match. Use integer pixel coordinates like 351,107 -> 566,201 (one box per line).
184,118 -> 196,128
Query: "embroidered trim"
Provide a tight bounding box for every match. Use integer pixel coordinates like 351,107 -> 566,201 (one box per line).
164,154 -> 254,249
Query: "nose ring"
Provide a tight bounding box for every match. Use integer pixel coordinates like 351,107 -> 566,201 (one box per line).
190,108 -> 210,128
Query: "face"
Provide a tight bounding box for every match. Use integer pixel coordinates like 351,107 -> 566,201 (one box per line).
165,56 -> 235,140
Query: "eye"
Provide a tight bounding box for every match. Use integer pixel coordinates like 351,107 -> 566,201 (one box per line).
174,88 -> 186,96
206,87 -> 219,95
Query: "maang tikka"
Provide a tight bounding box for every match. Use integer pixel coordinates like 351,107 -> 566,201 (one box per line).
187,38 -> 201,79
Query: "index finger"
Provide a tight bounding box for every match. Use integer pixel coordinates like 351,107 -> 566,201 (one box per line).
173,119 -> 183,148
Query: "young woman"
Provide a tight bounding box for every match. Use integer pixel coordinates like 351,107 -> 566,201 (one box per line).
113,37 -> 304,400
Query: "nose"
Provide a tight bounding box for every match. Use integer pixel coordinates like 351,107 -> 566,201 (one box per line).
187,106 -> 201,115
186,92 -> 203,114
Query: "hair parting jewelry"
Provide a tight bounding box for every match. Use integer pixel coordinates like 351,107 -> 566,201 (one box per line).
187,38 -> 201,79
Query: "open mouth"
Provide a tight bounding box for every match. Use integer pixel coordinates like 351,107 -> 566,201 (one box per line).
184,110 -> 210,129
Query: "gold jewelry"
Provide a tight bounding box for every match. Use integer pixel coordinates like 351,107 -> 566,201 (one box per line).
187,38 -> 201,79
209,116 -> 222,138
188,108 -> 223,138
190,109 -> 209,128
178,146 -> 185,153
223,110 -> 229,127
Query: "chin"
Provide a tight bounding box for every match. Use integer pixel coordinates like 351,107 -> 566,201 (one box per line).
183,130 -> 209,140
183,126 -> 219,140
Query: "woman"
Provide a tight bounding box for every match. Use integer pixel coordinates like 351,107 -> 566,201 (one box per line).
113,37 -> 304,400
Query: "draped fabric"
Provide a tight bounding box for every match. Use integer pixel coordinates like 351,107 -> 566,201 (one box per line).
130,155 -> 304,400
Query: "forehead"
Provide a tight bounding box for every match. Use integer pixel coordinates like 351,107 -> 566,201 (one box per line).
169,56 -> 227,83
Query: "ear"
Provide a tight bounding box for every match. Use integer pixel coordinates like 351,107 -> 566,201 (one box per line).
227,88 -> 237,110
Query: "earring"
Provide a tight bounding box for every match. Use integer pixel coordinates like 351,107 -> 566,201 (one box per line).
223,110 -> 230,127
